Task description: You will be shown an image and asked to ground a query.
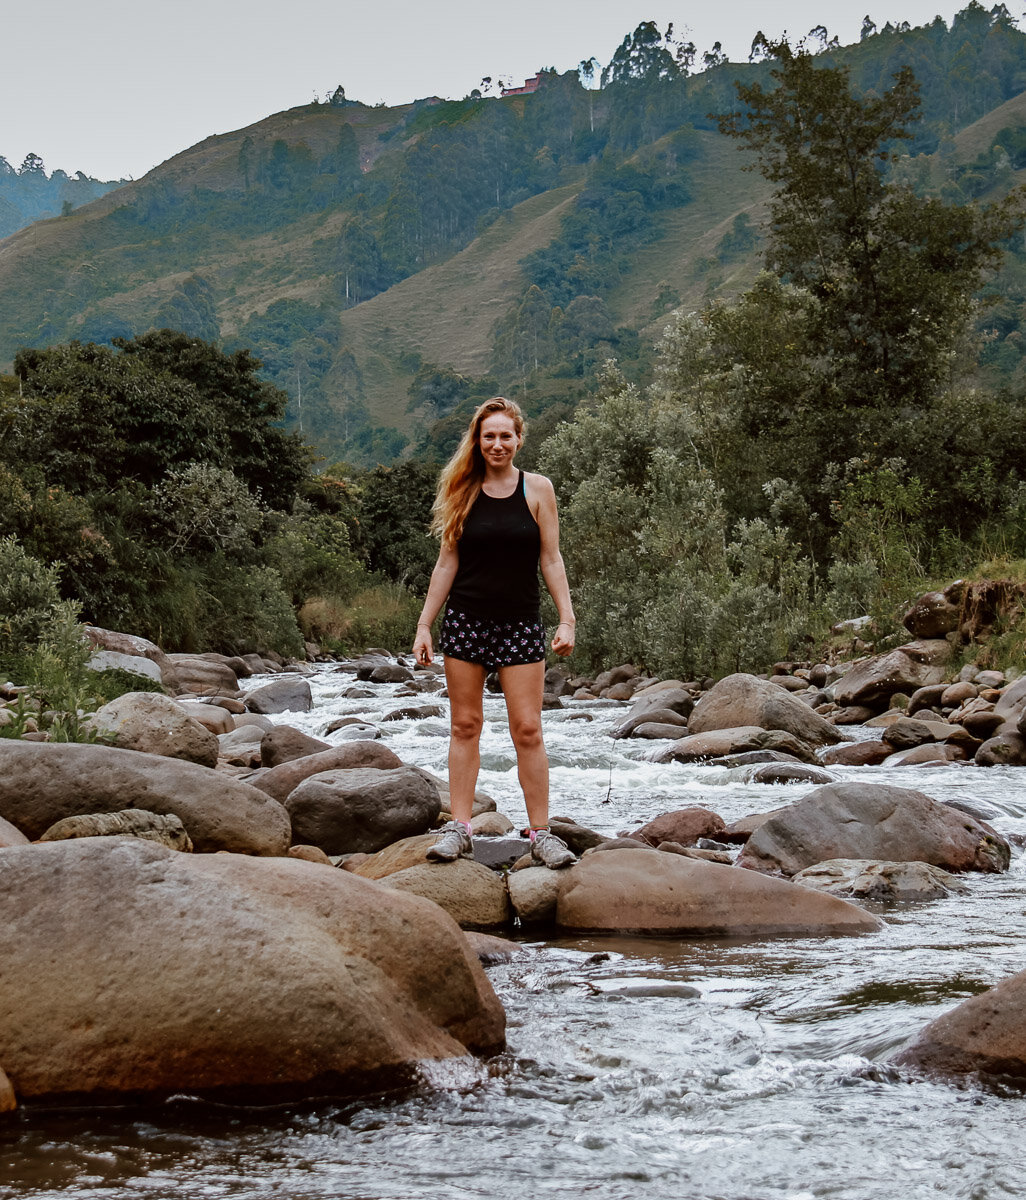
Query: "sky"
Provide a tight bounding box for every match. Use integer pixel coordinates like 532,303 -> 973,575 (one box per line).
3,0 -> 1010,181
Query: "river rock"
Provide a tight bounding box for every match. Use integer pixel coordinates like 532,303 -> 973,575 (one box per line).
736,782 -> 1010,876
652,727 -> 767,762
421,770 -> 498,817
941,681 -> 978,707
821,741 -> 894,766
975,732 -> 1026,766
379,859 -> 511,929
83,626 -> 180,692
177,700 -> 234,735
217,727 -> 264,767
287,844 -> 334,866
463,932 -> 526,965
0,815 -> 30,848
834,641 -> 951,709
688,673 -> 843,747
793,859 -> 970,901
741,763 -> 836,785
0,742 -> 290,855
86,692 -> 219,768
508,866 -> 563,923
167,654 -> 240,696
348,832 -> 438,879
893,968 -> 1026,1088
885,744 -> 964,766
908,684 -> 949,716
251,742 -> 403,804
609,708 -> 690,739
549,816 -> 606,854
286,766 -> 441,855
245,676 -> 313,715
0,838 -> 504,1103
902,591 -> 961,639
722,807 -> 789,843
38,809 -> 193,851
260,725 -> 331,767
86,651 -> 164,686
958,710 -> 1005,740
882,717 -> 938,751
554,848 -> 882,936
629,807 -> 726,847
369,663 -> 414,684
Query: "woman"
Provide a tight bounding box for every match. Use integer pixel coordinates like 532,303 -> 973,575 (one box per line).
413,397 -> 577,869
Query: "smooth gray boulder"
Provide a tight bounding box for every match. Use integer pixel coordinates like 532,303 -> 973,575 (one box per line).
688,673 -> 844,747
87,692 -> 219,767
252,742 -> 402,804
245,676 -> 313,715
793,859 -> 970,901
834,641 -> 950,709
0,742 -> 290,856
286,766 -> 442,855
737,782 -> 1010,877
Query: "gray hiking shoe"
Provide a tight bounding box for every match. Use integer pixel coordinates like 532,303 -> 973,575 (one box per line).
427,821 -> 473,862
531,828 -> 576,869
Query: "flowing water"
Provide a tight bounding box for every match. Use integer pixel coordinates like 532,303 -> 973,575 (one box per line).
5,666 -> 1026,1200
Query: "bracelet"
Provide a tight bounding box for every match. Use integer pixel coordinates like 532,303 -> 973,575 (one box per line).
416,622 -> 431,629
557,620 -> 576,628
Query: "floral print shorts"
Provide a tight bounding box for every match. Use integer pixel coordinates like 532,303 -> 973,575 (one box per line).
438,607 -> 546,671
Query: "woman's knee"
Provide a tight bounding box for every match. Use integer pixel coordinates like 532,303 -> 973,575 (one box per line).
450,713 -> 483,742
510,719 -> 544,752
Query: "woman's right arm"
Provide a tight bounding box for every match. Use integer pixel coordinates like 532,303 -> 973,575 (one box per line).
413,543 -> 459,665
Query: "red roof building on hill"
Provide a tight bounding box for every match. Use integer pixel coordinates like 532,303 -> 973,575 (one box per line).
501,74 -> 543,97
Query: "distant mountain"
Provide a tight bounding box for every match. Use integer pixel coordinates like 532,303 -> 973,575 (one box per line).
1,5 -> 1025,464
0,154 -> 125,238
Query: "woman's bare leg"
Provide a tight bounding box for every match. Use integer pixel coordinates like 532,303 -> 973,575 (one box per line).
498,660 -> 549,829
443,657 -> 488,826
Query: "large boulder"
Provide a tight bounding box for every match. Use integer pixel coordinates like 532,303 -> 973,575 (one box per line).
0,839 -> 504,1104
902,590 -> 961,639
507,866 -> 563,923
737,782 -> 1010,876
834,641 -> 950,709
83,626 -> 180,692
0,815 -> 29,848
0,742 -> 290,856
39,809 -> 193,851
167,654 -> 240,696
86,692 -> 219,767
286,766 -> 441,855
378,860 -> 512,930
653,727 -> 821,765
245,676 -> 313,715
688,673 -> 844,747
554,848 -> 882,936
893,969 -> 1026,1088
251,742 -> 402,803
260,725 -> 331,767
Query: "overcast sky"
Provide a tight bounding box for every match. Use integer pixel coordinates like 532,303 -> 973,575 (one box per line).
3,0 -> 1006,181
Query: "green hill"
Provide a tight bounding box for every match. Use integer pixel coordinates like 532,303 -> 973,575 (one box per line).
1,6 -> 1026,463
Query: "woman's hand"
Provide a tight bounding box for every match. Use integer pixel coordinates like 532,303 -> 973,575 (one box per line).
413,625 -> 434,666
551,621 -> 575,658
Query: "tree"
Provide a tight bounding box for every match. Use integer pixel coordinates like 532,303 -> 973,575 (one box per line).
717,41 -> 1025,417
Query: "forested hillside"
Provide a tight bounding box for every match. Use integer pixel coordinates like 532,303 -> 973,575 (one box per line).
1,5 -> 1025,465
0,154 -> 124,239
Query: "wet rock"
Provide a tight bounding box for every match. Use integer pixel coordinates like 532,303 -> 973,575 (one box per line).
629,807 -> 726,848
834,641 -> 950,709
737,782 -> 1010,877
38,810 -> 193,851
688,673 -> 843,747
830,706 -> 878,725
382,704 -> 444,722
0,742 -> 290,856
793,859 -> 969,901
630,721 -> 691,740
591,836 -> 655,852
609,708 -> 689,739
741,763 -> 836,785
652,727 -> 768,763
624,687 -> 696,722
285,766 -> 441,855
507,866 -> 563,923
893,968 -> 1026,1089
259,726 -> 330,767
722,807 -> 789,843
975,732 -> 1026,767
821,741 -> 894,767
251,742 -> 402,804
464,931 -> 526,965
554,848 -> 882,937
882,718 -> 939,751
379,859 -> 511,930
656,842 -> 733,864
709,750 -> 803,767
86,692 -> 219,768
472,835 -> 531,869
0,839 -> 504,1103
884,744 -> 965,766
245,676 -> 313,715
369,664 -> 414,684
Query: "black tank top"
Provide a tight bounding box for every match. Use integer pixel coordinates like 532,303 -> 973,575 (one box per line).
448,470 -> 541,621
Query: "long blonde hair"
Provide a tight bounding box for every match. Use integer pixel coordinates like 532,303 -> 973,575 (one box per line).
431,397 -> 526,548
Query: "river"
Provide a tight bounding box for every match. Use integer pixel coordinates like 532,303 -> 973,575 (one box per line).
4,666 -> 1026,1199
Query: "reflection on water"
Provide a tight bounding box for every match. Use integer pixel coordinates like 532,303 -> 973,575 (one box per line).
5,667 -> 1026,1199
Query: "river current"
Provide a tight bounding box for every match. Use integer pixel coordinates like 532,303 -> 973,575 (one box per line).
4,665 -> 1026,1200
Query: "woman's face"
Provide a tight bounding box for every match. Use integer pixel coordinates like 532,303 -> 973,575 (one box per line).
478,413 -> 521,469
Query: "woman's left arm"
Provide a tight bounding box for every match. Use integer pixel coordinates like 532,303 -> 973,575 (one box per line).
528,473 -> 576,657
